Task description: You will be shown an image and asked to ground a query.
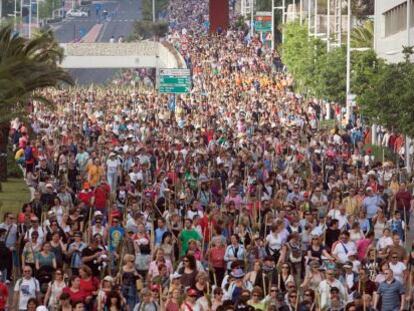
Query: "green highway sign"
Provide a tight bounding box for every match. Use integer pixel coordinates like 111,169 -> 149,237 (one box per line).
255,12 -> 272,32
159,68 -> 191,94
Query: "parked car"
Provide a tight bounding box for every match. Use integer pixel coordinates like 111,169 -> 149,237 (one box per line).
80,6 -> 91,16
67,9 -> 88,17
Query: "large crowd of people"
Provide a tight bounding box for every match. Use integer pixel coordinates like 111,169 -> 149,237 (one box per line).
2,0 -> 414,310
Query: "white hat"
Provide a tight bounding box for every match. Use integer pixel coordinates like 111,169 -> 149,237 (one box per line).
36,306 -> 48,311
103,275 -> 114,283
46,183 -> 53,188
94,211 -> 103,216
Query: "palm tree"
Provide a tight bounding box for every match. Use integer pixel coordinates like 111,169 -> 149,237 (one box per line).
0,24 -> 73,182
350,19 -> 373,48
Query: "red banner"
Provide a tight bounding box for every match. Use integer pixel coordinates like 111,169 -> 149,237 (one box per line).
209,0 -> 229,33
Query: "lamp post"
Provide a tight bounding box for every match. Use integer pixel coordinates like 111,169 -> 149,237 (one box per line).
406,0 -> 412,173
251,0 -> 254,37
152,0 -> 155,22
314,0 -> 317,37
345,0 -> 351,122
307,0 -> 311,36
327,0 -> 330,51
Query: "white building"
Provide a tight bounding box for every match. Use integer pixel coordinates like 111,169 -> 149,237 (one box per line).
374,0 -> 413,63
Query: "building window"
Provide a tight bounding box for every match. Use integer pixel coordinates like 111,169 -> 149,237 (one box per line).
384,1 -> 408,37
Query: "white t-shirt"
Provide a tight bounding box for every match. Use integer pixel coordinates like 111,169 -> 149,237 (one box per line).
327,209 -> 349,229
14,277 -> 40,310
389,261 -> 406,283
266,233 -> 283,251
332,241 -> 356,263
377,236 -> 393,250
106,158 -> 120,174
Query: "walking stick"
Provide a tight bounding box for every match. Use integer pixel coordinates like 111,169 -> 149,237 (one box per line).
403,199 -> 408,247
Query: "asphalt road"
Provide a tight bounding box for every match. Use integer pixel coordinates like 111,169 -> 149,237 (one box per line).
54,0 -> 141,85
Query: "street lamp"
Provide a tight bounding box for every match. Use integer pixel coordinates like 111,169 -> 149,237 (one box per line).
345,0 -> 351,122
152,0 -> 155,22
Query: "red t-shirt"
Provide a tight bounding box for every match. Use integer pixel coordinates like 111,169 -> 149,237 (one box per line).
79,277 -> 99,297
209,246 -> 226,268
0,282 -> 8,309
78,191 -> 93,207
62,287 -> 88,303
94,184 -> 110,209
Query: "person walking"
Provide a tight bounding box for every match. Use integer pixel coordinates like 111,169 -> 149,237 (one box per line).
373,269 -> 405,311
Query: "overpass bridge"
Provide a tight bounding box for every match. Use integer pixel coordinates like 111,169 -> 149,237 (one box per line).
60,41 -> 186,69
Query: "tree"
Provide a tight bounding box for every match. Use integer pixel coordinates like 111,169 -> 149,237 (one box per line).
282,22 -> 326,96
352,0 -> 375,19
282,21 -> 382,105
351,19 -> 374,48
314,47 -> 346,103
356,46 -> 414,137
0,24 -> 73,181
141,0 -> 169,21
130,20 -> 169,40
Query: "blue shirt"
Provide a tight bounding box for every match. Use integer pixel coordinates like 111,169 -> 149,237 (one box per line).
109,226 -> 125,252
377,279 -> 405,311
155,227 -> 167,246
362,195 -> 384,219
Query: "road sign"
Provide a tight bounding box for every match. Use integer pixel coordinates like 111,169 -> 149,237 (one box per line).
255,11 -> 272,32
159,68 -> 191,94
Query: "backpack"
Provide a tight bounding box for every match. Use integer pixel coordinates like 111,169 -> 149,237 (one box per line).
24,147 -> 33,161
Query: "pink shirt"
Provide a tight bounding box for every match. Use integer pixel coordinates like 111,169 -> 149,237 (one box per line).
148,259 -> 173,278
356,239 -> 372,261
224,195 -> 243,209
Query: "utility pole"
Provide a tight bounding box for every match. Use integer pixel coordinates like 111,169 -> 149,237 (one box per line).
152,0 -> 155,22
327,0 -> 330,51
406,0 -> 412,173
250,0 -> 254,36
345,0 -> 351,122
307,0 -> 311,36
300,0 -> 303,24
314,0 -> 317,37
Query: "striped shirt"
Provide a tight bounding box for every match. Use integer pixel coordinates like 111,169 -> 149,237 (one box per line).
377,278 -> 405,311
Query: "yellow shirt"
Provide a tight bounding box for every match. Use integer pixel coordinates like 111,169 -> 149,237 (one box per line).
87,164 -> 103,187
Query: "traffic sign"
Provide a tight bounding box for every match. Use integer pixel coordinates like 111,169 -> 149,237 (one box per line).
255,11 -> 272,32
159,68 -> 191,94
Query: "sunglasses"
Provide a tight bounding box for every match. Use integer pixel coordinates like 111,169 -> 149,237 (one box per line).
270,289 -> 278,292
24,270 -> 31,273
183,259 -> 189,262
289,295 -> 297,298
